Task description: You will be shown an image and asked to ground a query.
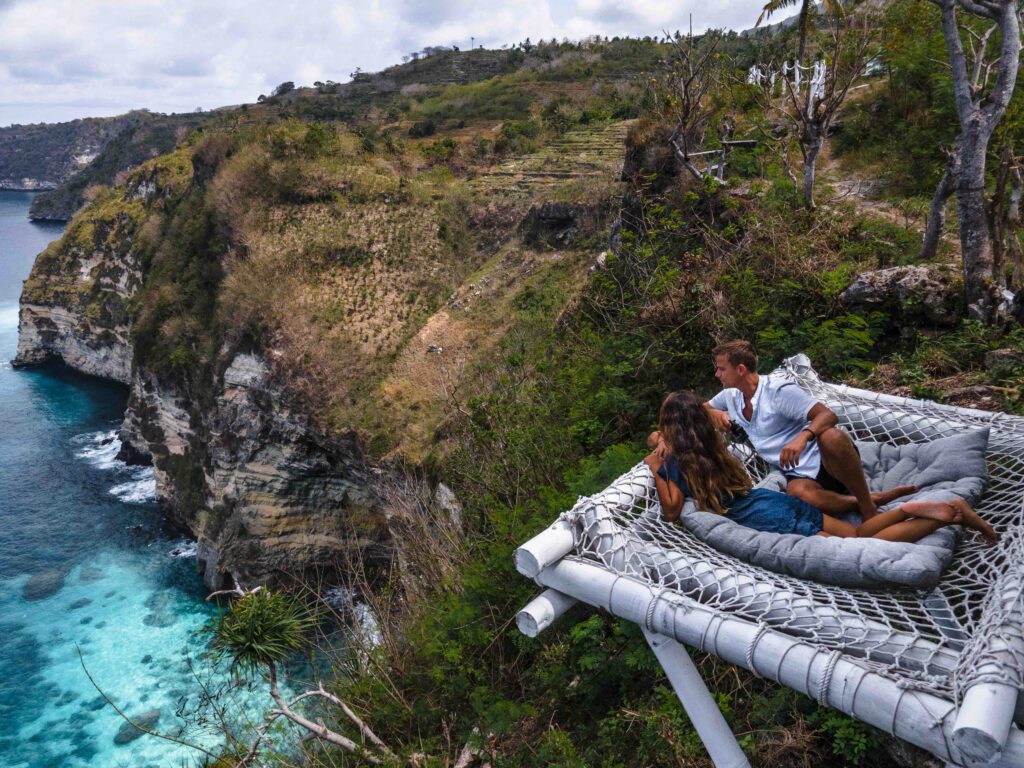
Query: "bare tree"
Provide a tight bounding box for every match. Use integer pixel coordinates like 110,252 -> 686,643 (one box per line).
990,143 -> 1024,290
927,0 -> 1021,321
919,137 -> 963,260
776,12 -> 877,209
665,29 -> 727,184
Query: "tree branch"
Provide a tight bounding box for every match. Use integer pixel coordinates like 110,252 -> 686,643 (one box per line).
77,646 -> 218,759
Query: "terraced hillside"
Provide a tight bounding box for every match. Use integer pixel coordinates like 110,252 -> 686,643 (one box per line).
471,121 -> 631,201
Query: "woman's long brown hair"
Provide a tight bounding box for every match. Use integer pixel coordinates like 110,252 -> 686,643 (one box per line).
659,391 -> 752,515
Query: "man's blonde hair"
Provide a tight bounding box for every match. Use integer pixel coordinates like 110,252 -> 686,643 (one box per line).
712,340 -> 758,372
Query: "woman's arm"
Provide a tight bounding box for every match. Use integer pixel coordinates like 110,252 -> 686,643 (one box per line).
644,453 -> 684,522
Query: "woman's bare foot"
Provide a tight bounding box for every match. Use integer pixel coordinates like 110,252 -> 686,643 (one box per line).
872,485 -> 918,506
948,499 -> 1000,545
898,500 -> 959,523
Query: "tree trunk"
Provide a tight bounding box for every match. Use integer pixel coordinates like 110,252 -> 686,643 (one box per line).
802,130 -> 822,210
932,0 -> 1021,323
797,0 -> 811,65
919,142 -> 961,261
958,135 -> 1001,321
1008,165 -> 1023,290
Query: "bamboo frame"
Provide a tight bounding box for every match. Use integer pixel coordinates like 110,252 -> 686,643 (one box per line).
517,556 -> 1024,767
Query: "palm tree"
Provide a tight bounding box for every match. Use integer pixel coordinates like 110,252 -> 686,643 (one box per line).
757,0 -> 846,63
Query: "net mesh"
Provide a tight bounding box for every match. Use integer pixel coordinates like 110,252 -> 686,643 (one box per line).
560,356 -> 1024,701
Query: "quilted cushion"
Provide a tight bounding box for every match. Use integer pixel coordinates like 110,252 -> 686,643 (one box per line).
675,429 -> 989,589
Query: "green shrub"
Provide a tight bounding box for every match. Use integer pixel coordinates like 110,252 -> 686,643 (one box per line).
205,590 -> 316,678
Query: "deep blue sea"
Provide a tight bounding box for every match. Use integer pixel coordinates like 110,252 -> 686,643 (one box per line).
0,190 -> 276,767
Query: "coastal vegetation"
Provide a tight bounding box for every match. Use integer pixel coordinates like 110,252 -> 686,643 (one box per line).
17,4 -> 1024,765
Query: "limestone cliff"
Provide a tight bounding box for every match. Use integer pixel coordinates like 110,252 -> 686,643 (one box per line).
119,354 -> 385,589
0,114 -> 139,191
14,189 -> 144,382
14,148 -> 391,590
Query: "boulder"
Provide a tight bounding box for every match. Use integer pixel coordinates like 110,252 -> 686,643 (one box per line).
840,265 -> 961,327
113,709 -> 161,745
23,566 -> 70,601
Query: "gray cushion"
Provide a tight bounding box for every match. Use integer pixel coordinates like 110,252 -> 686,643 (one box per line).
676,429 -> 989,589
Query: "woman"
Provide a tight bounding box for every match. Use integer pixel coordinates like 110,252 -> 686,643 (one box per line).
645,391 -> 998,544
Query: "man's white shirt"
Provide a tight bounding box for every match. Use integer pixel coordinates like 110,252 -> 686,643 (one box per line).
708,375 -> 821,478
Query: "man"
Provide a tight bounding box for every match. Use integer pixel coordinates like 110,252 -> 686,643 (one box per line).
704,340 -> 914,521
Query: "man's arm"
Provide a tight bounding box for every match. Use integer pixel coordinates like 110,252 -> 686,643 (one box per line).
778,403 -> 838,469
703,402 -> 731,432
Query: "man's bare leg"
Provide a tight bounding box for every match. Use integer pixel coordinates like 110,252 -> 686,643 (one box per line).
787,478 -> 860,516
818,426 -> 890,520
786,478 -> 916,518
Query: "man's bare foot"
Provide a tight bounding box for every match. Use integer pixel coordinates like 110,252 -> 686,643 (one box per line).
872,485 -> 918,506
899,501 -> 959,523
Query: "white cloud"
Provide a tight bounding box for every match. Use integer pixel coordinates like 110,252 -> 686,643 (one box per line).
0,0 -> 769,126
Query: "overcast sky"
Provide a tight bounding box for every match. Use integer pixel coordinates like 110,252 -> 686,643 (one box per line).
0,0 -> 771,127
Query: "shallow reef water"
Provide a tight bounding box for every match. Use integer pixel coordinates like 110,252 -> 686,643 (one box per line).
0,191 -> 300,767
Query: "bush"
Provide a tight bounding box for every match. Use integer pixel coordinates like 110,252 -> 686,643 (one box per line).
408,119 -> 437,138
205,590 -> 316,677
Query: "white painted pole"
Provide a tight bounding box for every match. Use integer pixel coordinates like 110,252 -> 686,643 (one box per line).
530,557 -> 1024,767
953,683 -> 1018,765
517,589 -> 578,638
643,629 -> 752,768
515,517 -> 575,578
951,569 -> 1024,764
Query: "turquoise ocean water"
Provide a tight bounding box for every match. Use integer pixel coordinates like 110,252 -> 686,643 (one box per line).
0,190 -> 282,767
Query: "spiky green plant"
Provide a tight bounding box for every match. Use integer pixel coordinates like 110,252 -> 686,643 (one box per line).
205,590 -> 317,678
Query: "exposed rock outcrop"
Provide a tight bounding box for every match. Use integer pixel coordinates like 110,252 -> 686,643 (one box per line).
16,169 -> 388,591
118,353 -> 386,590
14,195 -> 143,383
522,201 -> 602,248
840,264 -> 962,328
15,304 -> 133,383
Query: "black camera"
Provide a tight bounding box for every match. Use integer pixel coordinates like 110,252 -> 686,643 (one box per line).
729,421 -> 750,445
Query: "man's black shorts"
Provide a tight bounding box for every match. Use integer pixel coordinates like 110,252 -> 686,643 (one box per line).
783,464 -> 850,495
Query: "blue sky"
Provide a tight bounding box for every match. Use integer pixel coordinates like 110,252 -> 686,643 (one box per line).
0,0 -> 770,127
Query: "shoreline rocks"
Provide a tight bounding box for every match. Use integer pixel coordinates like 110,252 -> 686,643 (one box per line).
113,709 -> 161,745
23,566 -> 70,601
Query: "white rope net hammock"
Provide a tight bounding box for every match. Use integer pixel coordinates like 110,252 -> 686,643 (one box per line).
515,355 -> 1024,767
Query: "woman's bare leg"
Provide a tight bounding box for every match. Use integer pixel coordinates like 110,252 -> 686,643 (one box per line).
820,503 -> 952,539
870,518 -> 946,543
819,499 -> 997,545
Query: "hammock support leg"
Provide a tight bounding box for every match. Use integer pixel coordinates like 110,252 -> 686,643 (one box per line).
642,628 -> 752,768
517,588 -> 578,637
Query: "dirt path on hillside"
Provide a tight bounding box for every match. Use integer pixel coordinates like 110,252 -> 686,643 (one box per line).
816,139 -> 961,261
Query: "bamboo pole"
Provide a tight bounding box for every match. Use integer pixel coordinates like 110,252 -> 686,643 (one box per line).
530,557 -> 1024,767
643,629 -> 752,768
517,589 -> 578,637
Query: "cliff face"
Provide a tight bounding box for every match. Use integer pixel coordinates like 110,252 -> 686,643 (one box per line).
28,111 -> 216,221
118,353 -> 386,589
15,151 -> 390,590
0,114 -> 138,191
14,190 -> 145,383
14,103 -> 626,590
